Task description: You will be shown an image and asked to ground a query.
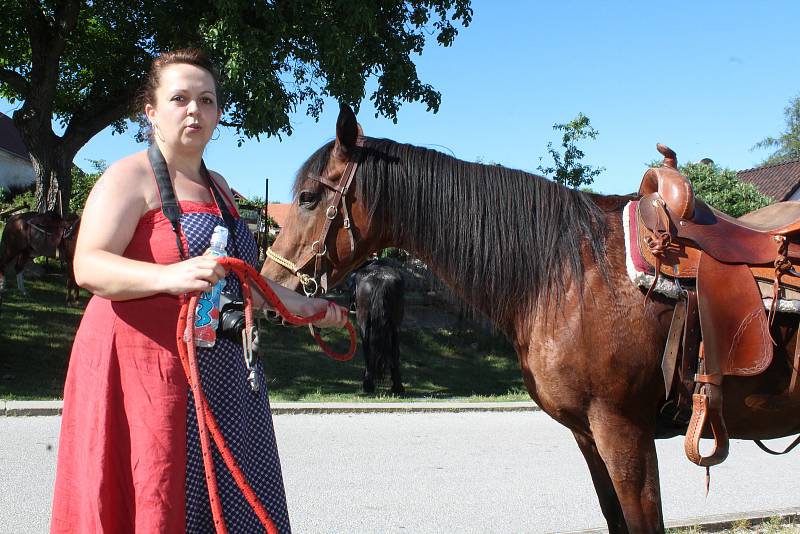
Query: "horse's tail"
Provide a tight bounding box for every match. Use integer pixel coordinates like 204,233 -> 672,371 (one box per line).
359,270 -> 405,379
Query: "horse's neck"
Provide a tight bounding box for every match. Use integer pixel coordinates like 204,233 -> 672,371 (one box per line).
390,224 -> 512,334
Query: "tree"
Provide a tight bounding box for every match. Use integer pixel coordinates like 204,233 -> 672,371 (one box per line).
752,95 -> 800,166
1,1 -> 473,213
537,113 -> 604,189
681,162 -> 771,218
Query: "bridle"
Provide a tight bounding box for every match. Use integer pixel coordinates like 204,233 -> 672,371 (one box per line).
267,138 -> 364,296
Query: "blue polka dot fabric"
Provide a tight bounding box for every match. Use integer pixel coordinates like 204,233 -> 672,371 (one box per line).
181,210 -> 291,534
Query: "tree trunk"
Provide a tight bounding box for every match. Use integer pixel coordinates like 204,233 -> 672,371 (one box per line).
31,146 -> 73,216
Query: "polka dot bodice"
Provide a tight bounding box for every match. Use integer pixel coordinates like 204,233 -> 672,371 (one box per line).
181,207 -> 291,534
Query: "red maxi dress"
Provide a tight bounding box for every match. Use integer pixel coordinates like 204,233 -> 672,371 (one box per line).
51,194 -> 291,533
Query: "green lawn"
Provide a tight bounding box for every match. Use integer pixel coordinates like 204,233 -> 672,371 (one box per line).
1,264 -> 527,401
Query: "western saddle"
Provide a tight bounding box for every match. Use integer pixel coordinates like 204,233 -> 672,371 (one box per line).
636,144 -> 800,466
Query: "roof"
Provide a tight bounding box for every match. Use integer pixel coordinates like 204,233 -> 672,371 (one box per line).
738,159 -> 800,202
264,203 -> 292,228
0,112 -> 30,161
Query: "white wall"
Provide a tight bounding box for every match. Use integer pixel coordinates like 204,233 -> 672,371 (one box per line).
0,150 -> 35,190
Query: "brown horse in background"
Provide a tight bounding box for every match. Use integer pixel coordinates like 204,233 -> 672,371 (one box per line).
0,211 -> 80,307
262,104 -> 800,532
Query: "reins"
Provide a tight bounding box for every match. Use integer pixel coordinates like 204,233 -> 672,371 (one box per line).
177,256 -> 356,534
147,141 -> 356,532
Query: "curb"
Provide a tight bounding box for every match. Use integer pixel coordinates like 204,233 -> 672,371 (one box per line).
1,400 -> 63,416
561,506 -> 800,533
269,401 -> 539,415
0,399 -> 540,416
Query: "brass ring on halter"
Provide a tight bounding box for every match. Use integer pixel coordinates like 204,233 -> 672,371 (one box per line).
326,205 -> 338,220
311,240 -> 327,256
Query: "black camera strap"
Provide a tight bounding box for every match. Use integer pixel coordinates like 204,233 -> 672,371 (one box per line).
147,143 -> 239,260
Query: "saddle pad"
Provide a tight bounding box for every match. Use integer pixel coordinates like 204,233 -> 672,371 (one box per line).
622,201 -> 800,313
622,200 -> 682,299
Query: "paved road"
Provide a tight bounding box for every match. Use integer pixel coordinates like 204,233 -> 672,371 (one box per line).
2,412 -> 799,533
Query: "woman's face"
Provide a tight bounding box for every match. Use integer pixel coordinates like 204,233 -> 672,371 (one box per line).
145,63 -> 221,152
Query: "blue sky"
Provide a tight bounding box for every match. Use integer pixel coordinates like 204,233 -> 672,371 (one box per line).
4,1 -> 800,202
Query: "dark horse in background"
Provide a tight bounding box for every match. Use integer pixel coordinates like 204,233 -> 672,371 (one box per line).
0,211 -> 80,308
352,259 -> 405,393
263,104 -> 800,533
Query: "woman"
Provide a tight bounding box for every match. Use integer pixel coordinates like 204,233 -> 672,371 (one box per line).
50,49 -> 344,533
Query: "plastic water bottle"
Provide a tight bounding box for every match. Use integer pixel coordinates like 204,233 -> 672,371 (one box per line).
192,225 -> 228,347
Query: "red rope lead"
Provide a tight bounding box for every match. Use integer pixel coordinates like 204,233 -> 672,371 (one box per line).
176,257 -> 356,534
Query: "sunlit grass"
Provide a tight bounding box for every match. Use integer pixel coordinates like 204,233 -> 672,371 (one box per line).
2,266 -> 527,402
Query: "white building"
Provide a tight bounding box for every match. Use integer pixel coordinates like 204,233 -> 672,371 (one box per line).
0,112 -> 35,191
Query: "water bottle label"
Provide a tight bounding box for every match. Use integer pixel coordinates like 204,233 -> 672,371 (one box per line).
194,296 -> 214,327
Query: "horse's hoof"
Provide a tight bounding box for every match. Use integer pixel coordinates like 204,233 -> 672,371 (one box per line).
362,380 -> 376,394
391,384 -> 405,394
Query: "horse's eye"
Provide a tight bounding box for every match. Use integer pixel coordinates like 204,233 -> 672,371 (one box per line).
298,190 -> 319,208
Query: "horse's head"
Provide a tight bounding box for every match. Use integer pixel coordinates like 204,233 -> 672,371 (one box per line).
261,103 -> 381,295
27,211 -> 67,257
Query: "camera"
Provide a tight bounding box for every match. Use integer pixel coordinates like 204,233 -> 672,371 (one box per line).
217,290 -> 251,343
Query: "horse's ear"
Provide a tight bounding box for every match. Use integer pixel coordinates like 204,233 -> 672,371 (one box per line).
334,103 -> 358,160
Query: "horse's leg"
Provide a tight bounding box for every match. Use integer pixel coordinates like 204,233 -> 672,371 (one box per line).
389,326 -> 404,394
572,431 -> 627,532
65,261 -> 78,306
361,330 -> 376,393
589,410 -> 664,533
15,252 -> 29,297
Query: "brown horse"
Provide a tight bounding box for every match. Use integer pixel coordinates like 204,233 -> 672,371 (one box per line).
262,104 -> 800,532
0,211 -> 65,296
0,210 -> 80,308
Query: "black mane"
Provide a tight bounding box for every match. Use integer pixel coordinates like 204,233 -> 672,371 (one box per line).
294,138 -> 609,328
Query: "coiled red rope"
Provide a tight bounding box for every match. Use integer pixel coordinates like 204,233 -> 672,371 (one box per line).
176,257 -> 356,534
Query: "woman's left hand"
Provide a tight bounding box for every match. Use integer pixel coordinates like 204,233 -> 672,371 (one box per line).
303,299 -> 349,328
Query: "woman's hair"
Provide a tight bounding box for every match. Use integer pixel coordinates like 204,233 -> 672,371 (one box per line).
137,48 -> 223,111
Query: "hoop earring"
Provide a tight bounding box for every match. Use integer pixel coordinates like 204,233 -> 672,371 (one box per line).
153,122 -> 166,143
211,126 -> 221,141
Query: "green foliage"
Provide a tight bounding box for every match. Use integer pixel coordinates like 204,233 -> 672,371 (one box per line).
1,1 -> 472,142
5,190 -> 35,211
380,247 -> 410,261
752,94 -> 800,166
680,162 -> 771,217
538,113 -> 605,189
70,159 -> 106,213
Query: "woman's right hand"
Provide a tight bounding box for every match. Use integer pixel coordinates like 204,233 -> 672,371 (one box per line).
157,256 -> 228,295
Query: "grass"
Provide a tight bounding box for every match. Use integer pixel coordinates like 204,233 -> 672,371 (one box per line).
261,319 -> 526,402
0,263 -> 526,401
668,516 -> 800,533
0,262 -> 85,399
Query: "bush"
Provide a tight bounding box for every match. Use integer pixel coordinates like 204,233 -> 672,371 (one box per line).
70,160 -> 105,214
681,162 -> 771,218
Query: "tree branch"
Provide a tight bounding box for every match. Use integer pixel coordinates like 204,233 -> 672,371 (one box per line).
62,86 -> 140,156
0,68 -> 29,96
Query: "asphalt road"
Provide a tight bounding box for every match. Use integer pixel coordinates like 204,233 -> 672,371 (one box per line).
2,411 -> 799,533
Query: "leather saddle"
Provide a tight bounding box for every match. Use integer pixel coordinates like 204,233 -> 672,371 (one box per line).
636,144 -> 800,466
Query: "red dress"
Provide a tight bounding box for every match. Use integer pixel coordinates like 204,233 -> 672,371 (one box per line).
50,200 -> 291,533
51,205 -> 190,532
